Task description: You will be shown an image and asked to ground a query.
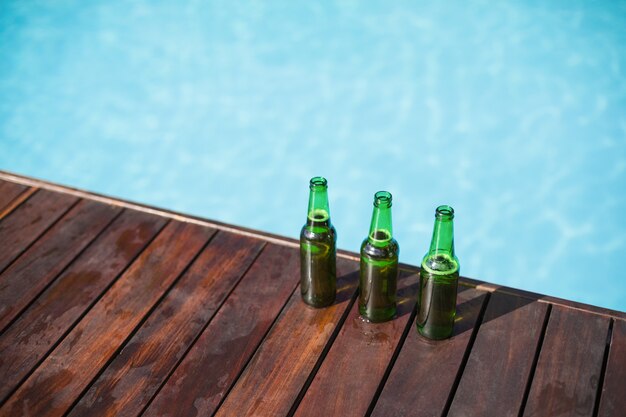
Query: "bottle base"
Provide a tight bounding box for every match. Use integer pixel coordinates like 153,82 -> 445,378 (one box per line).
359,304 -> 396,323
301,296 -> 335,309
416,323 -> 454,340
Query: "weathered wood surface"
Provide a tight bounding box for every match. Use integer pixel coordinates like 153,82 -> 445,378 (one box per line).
0,199 -> 121,332
1,221 -> 213,416
447,292 -> 549,417
214,258 -> 360,417
0,175 -> 624,417
69,231 -> 265,417
0,210 -> 166,403
0,190 -> 77,273
143,243 -> 300,417
0,181 -> 31,220
293,270 -> 419,417
523,306 -> 610,417
371,287 -> 488,417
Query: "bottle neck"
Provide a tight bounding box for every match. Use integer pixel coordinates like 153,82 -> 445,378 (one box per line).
427,217 -> 454,258
307,185 -> 331,226
423,205 -> 458,274
368,191 -> 393,247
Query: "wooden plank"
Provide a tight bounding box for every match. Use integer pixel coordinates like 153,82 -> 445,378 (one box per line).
0,221 -> 213,417
598,319 -> 626,417
0,210 -> 166,403
0,190 -> 78,273
0,199 -> 121,332
447,292 -> 548,417
292,270 -> 419,417
214,258 -> 360,417
0,180 -> 26,207
142,243 -> 300,417
370,286 -> 488,417
523,306 -> 610,417
67,231 -> 265,417
0,181 -> 29,219
0,188 -> 37,221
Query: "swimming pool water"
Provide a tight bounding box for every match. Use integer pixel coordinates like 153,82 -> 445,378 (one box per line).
1,1 -> 625,311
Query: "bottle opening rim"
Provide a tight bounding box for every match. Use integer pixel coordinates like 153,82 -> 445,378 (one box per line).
309,176 -> 328,189
374,191 -> 392,207
436,205 -> 454,218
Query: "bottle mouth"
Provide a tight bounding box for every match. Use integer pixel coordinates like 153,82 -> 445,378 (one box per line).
374,191 -> 392,207
436,205 -> 454,219
309,176 -> 328,189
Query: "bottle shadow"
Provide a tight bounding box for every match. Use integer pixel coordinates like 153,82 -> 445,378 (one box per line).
394,267 -> 544,339
335,266 -> 545,334
394,270 -> 420,319
334,269 -> 359,304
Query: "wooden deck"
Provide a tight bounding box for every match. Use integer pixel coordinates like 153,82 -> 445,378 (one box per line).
0,172 -> 624,417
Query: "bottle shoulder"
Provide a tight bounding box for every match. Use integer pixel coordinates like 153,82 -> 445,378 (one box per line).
421,252 -> 459,275
361,237 -> 399,260
301,222 -> 336,242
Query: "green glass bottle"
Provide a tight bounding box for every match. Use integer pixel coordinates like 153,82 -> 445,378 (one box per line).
300,177 -> 337,307
417,205 -> 460,340
359,191 -> 399,322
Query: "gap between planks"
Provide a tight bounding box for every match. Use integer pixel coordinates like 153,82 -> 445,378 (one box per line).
364,302 -> 420,417
440,292 -> 492,417
592,319 -> 614,417
517,304 -> 553,417
286,289 -> 361,417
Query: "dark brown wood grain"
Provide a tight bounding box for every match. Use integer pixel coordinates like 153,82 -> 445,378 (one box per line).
142,243 -> 300,417
67,231 -> 265,417
523,306 -> 610,417
0,221 -> 213,417
214,258 -> 360,417
0,188 -> 37,221
598,319 -> 626,417
0,199 -> 121,332
370,286 -> 488,417
291,270 -> 419,417
0,210 -> 166,403
0,181 -> 29,219
1,174 -> 625,417
0,190 -> 78,273
447,292 -> 549,417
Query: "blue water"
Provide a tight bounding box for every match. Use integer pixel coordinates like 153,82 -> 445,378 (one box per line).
1,1 -> 625,311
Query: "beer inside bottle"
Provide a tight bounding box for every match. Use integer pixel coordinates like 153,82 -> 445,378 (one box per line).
359,191 -> 399,322
300,177 -> 337,307
417,205 -> 460,340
